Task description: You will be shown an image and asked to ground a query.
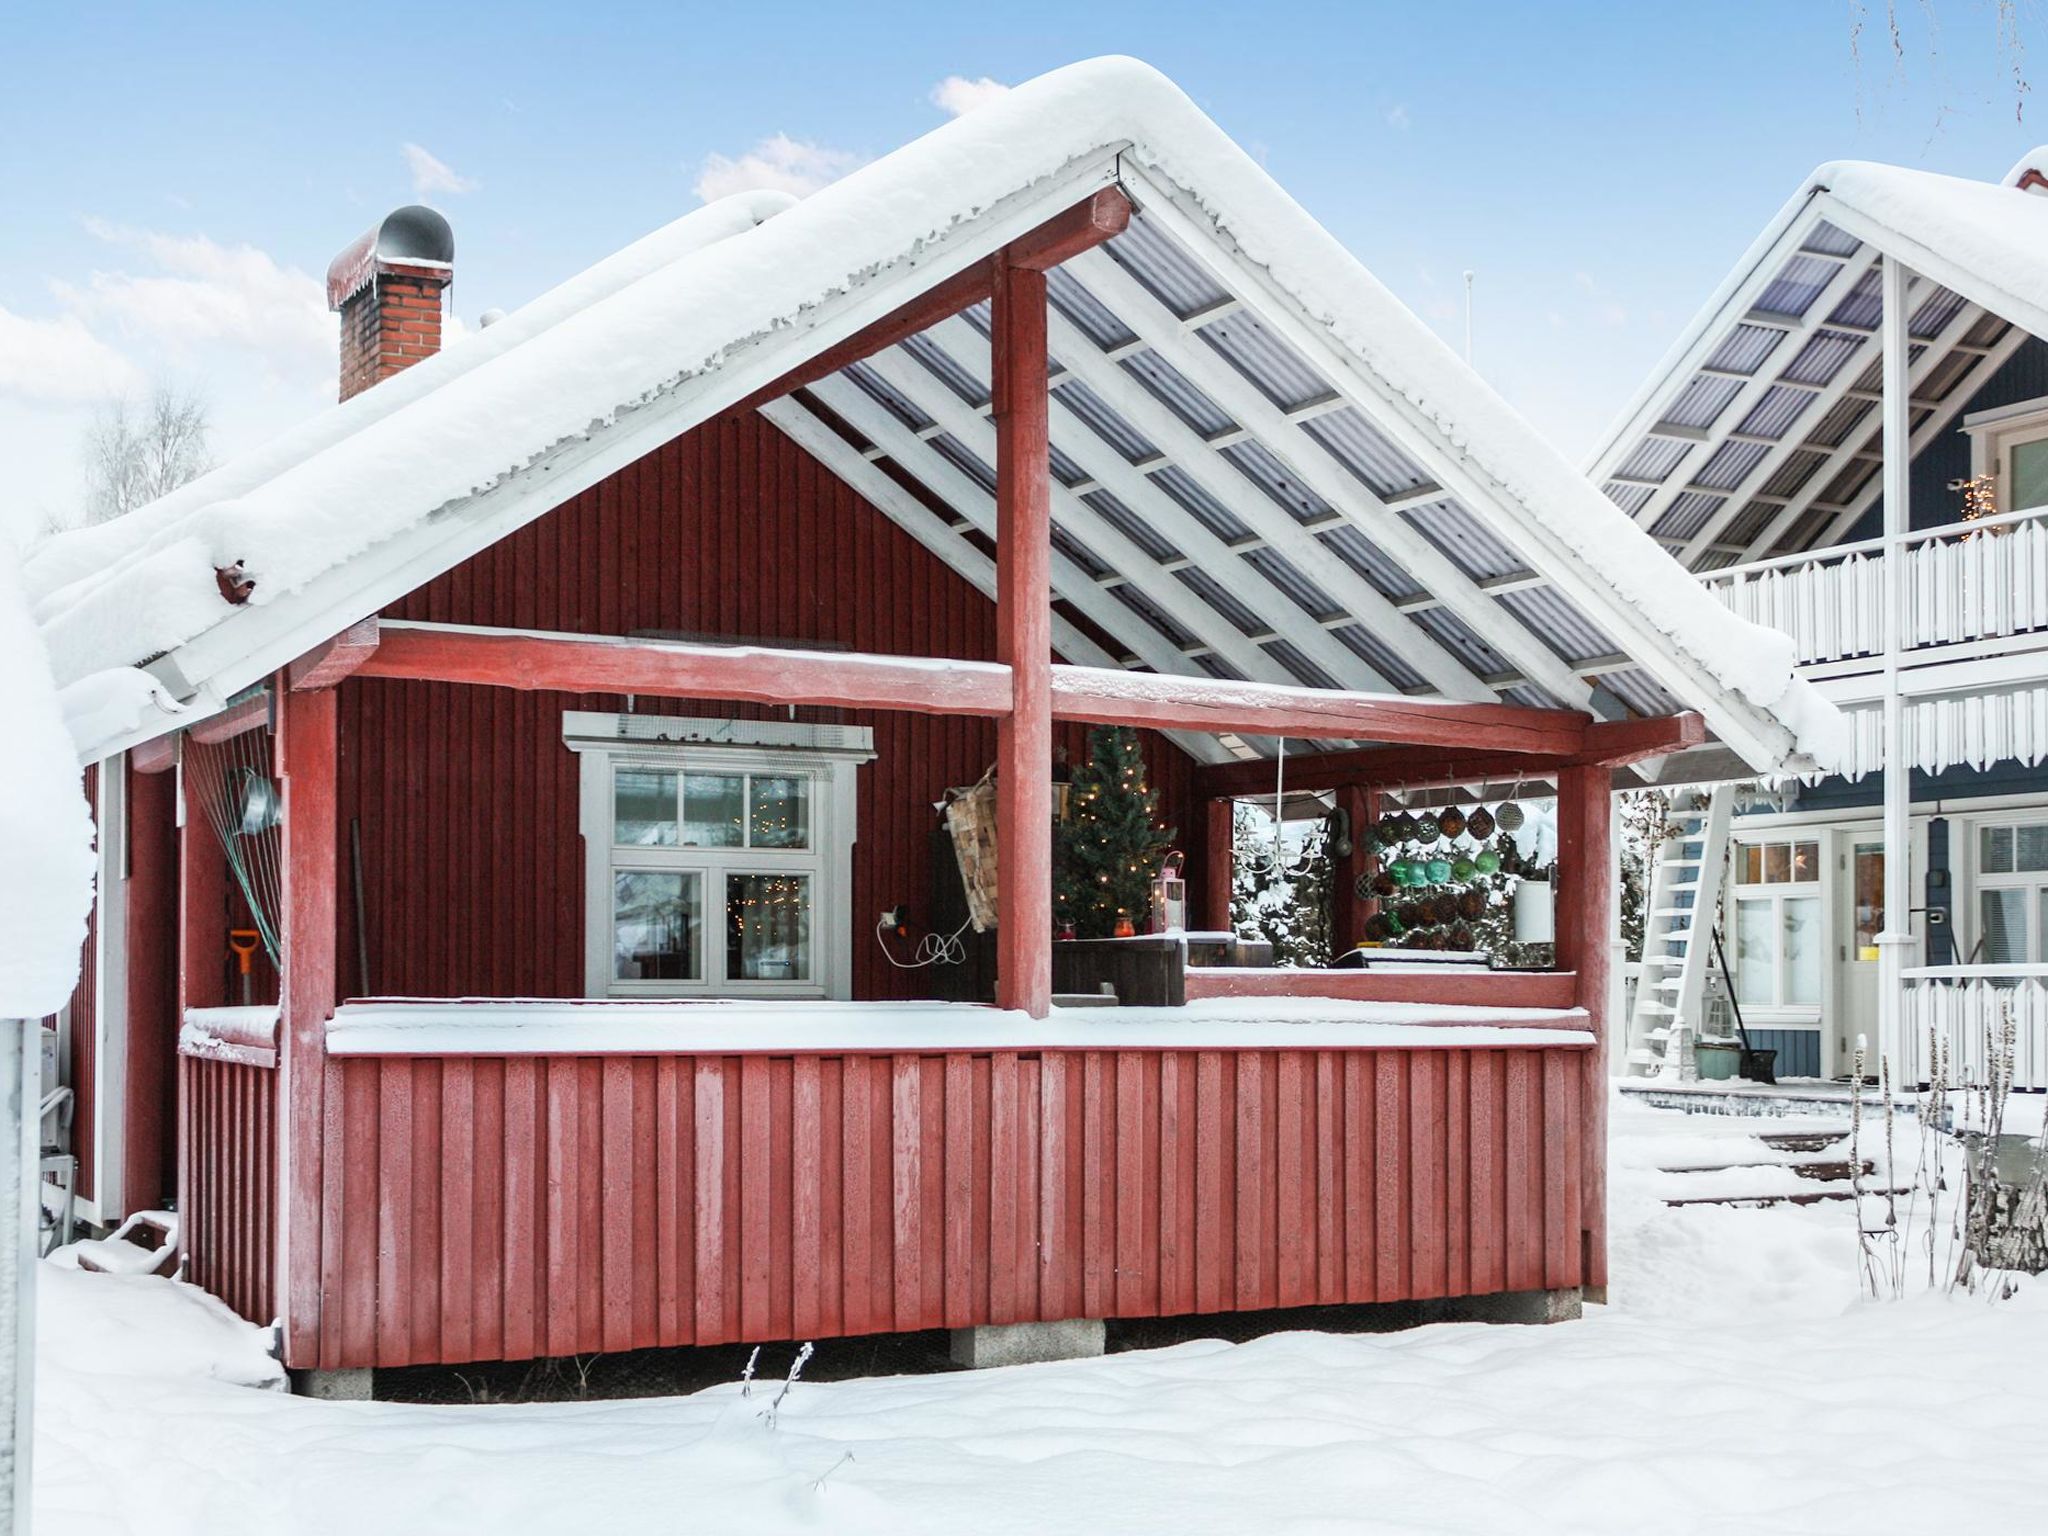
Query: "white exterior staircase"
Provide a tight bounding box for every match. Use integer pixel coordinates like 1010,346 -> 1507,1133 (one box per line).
1625,786 -> 1734,1079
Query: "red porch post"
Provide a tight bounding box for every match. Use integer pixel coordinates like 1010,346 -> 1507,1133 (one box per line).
124,761 -> 180,1212
1205,798 -> 1234,931
278,684 -> 338,1363
1329,784 -> 1377,960
175,745 -> 229,1259
992,256 -> 1053,1018
1555,762 -> 1610,1299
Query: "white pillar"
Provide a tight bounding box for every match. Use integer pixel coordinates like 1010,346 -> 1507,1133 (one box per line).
1876,255 -> 1915,1081
0,1018 -> 38,1536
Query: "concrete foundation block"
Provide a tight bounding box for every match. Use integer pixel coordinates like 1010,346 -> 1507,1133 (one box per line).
950,1317 -> 1106,1368
292,1366 -> 375,1401
1441,1286 -> 1583,1326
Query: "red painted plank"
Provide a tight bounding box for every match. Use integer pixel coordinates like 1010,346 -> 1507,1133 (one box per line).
1444,1051 -> 1470,1297
1275,1051 -> 1311,1308
376,1059 -> 413,1365
1082,1053 -> 1110,1318
1505,1052 -> 1543,1294
792,1056 -> 824,1339
601,1059 -> 636,1352
1467,1052 -> 1503,1297
438,1059 -> 474,1362
1375,1054 -> 1405,1301
1343,1053 -> 1373,1302
1315,1052 -> 1342,1305
840,1055 -> 873,1336
1037,1052 -> 1069,1321
943,1055 -> 973,1327
989,1052 -> 1019,1322
1194,1051 -> 1226,1313
1157,1051 -> 1188,1316
1234,1051 -> 1265,1310
890,1056 -> 921,1330
1182,968 -> 1582,1010
1544,1051 -> 1576,1291
738,1057 -> 772,1341
1115,1051 -> 1145,1316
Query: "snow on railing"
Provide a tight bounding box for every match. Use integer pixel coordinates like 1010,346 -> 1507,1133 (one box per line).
1900,967 -> 2048,1093
1701,504 -> 2048,667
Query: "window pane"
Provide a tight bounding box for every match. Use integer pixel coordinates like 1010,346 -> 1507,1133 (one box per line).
613,871 -> 701,981
613,768 -> 678,846
1853,843 -> 1884,957
1982,888 -> 2028,966
1735,900 -> 1774,1007
2010,436 -> 2048,513
2018,824 -> 2048,872
1783,897 -> 1820,1006
1983,825 -> 2014,874
682,773 -> 744,847
748,774 -> 810,850
727,873 -> 811,981
1790,841 -> 1820,883
1764,843 -> 1791,884
1738,845 -> 1763,885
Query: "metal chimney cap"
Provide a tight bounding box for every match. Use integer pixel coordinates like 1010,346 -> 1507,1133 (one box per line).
326,204 -> 455,310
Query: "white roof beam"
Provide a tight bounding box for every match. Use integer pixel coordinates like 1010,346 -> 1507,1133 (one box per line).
1068,245 -> 1594,710
937,312 -> 1486,699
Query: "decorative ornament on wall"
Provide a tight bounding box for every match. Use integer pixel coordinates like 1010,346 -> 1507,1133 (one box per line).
1414,812 -> 1441,844
1425,857 -> 1453,884
1495,799 -> 1525,833
1466,805 -> 1495,841
1438,806 -> 1467,841
1474,849 -> 1502,874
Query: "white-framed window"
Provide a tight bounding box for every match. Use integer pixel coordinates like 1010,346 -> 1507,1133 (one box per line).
1964,398 -> 2048,517
1731,837 -> 1822,1010
1972,817 -> 2048,966
565,713 -> 871,1000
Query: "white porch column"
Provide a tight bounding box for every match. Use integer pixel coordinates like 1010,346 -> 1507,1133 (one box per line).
1876,255 -> 1915,1079
0,1018 -> 37,1536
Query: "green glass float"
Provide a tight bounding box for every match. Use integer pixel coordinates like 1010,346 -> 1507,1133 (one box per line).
1425,857 -> 1453,884
1474,849 -> 1501,874
1451,857 -> 1476,882
1394,811 -> 1419,842
1377,813 -> 1403,845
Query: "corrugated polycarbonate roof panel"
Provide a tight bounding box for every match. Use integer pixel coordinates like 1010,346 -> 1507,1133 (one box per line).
1239,546 -> 1339,619
1048,441 -> 1090,489
1119,351 -> 1236,438
1781,329 -> 1865,386
1219,439 -> 1333,523
1195,652 -> 1245,681
1412,606 -> 1509,677
1910,284 -> 1968,340
1648,491 -> 1725,542
1603,482 -> 1655,516
1808,396 -> 1874,449
1693,439 -> 1771,492
1802,219 -> 1863,257
1596,667 -> 1684,718
1919,348 -> 1983,404
1494,585 -> 1620,666
1103,210 -> 1232,319
1263,639 -> 1342,691
1762,448 -> 1829,500
1503,683 -> 1565,711
1196,310 -> 1332,412
1299,408 -> 1433,497
1756,253 -> 1842,318
1736,383 -> 1820,441
1149,462 -> 1252,542
1318,524 -> 1423,600
1112,581 -> 1197,649
1053,378 -> 1158,463
1175,567 -> 1266,636
1615,436 -> 1693,483
1704,324 -> 1786,376
1045,265 -> 1134,349
929,432 -> 995,492
900,333 -> 987,406
1049,522 -> 1111,580
1081,487 -> 1180,562
1399,501 -> 1523,581
1716,498 -> 1778,550
1657,375 -> 1744,432
840,360 -> 933,431
1776,505 -> 1838,554
1330,623 -> 1427,692
1827,265 -> 1883,329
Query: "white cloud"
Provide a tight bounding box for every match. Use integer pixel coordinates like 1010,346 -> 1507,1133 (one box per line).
54,220 -> 333,371
693,133 -> 867,202
402,142 -> 479,201
0,306 -> 143,404
1385,103 -> 1412,132
931,75 -> 1010,117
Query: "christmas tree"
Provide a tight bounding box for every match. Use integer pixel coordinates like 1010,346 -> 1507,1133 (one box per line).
1054,726 -> 1176,938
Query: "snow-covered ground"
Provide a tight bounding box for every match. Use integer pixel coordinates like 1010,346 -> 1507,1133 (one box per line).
35,1096 -> 2048,1535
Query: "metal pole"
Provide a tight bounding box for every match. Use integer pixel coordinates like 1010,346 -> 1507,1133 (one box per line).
1876,255 -> 1914,1082
0,1018 -> 38,1535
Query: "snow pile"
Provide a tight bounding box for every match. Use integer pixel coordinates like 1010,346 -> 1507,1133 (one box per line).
0,541 -> 96,1018
26,57 -> 1837,777
34,1097 -> 2048,1534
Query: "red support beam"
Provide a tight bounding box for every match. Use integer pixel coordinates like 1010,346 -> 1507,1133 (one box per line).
125,761 -> 181,1213
358,622 -> 1012,716
289,617 -> 381,692
1204,798 -> 1234,931
992,255 -> 1054,1019
737,188 -> 1132,415
1183,966 -> 1583,1012
1554,761 -> 1611,1301
278,683 -> 339,1365
190,692 -> 271,746
1327,783 -> 1377,958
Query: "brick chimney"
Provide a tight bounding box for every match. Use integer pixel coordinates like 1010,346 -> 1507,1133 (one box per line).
325,205 -> 455,401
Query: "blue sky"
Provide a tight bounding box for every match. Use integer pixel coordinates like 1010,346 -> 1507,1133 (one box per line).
2,1 -> 2041,537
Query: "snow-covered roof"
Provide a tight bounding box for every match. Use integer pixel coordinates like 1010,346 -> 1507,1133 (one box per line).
1588,150 -> 2048,572
29,56 -> 1841,777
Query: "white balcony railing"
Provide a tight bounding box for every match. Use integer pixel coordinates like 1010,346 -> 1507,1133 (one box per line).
1701,504 -> 2048,668
1900,967 -> 2048,1092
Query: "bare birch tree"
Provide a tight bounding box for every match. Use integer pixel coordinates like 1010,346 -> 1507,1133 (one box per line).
82,383 -> 213,523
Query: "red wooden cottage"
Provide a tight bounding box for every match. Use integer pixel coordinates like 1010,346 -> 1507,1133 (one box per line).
29,58 -> 1840,1391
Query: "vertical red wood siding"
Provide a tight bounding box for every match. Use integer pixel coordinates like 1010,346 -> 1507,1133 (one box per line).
179,1054 -> 277,1324
306,1041 -> 1586,1369
51,763 -> 99,1203
336,409 -> 1201,1003
124,760 -> 182,1213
